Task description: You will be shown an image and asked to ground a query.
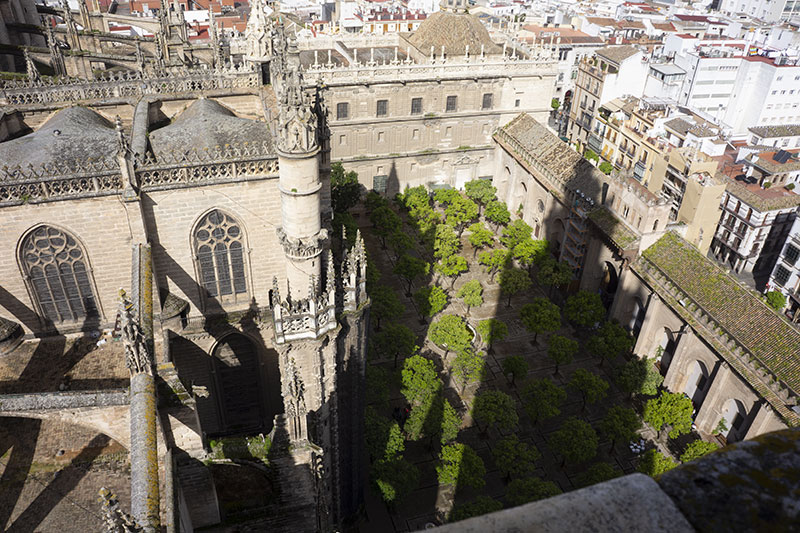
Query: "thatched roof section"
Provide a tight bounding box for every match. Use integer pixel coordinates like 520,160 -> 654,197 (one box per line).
408,11 -> 502,57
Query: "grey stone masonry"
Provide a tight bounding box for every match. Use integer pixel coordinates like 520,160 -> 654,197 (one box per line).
0,389 -> 129,411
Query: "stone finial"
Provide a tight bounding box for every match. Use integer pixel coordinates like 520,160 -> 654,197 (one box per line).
115,116 -> 128,155
275,61 -> 318,154
98,487 -> 142,532
23,49 -> 40,85
325,249 -> 335,293
118,289 -> 151,376
271,276 -> 281,307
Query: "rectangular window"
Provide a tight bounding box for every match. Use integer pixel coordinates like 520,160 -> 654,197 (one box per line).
411,97 -> 423,115
336,102 -> 349,120
515,99 -> 521,107
412,129 -> 419,140
482,93 -> 493,110
377,131 -> 385,142
373,175 -> 388,195
774,265 -> 791,286
446,95 -> 458,112
786,244 -> 799,266
339,134 -> 346,145
377,99 -> 388,117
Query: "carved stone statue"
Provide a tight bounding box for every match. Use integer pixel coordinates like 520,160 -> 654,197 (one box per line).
98,487 -> 142,533
118,289 -> 151,375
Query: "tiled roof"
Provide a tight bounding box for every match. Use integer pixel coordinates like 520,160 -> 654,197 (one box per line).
588,207 -> 639,250
640,232 -> 800,405
722,173 -> 800,211
409,11 -> 501,56
748,124 -> 800,139
747,150 -> 800,174
665,117 -> 693,136
596,45 -> 640,65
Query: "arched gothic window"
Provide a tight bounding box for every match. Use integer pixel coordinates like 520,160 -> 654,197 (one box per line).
20,225 -> 98,323
193,210 -> 247,301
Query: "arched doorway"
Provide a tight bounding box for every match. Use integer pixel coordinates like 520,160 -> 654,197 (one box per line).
512,180 -> 528,216
549,219 -> 566,257
628,297 -> 646,336
600,261 -> 620,309
658,328 -> 677,376
684,360 -> 709,407
720,398 -> 748,443
212,334 -> 264,434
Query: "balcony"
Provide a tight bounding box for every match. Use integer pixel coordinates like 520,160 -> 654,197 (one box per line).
633,160 -> 646,182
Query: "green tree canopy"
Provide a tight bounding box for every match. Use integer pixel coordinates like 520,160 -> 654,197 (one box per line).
467,222 -> 494,257
445,196 -> 479,236
501,219 -> 533,249
434,223 -> 461,260
371,458 -> 420,505
519,297 -> 561,343
637,449 -> 677,477
333,212 -> 358,249
477,318 -> 508,352
413,285 -> 448,321
546,334 -> 578,375
388,230 -> 415,258
586,321 -> 633,366
598,161 -> 613,175
680,439 -> 720,463
537,256 -> 574,296
464,179 -> 497,213
564,290 -> 606,329
600,405 -> 641,452
435,255 -> 469,289
472,389 -> 519,434
484,200 -> 511,229
616,357 -> 663,397
575,462 -> 622,488
370,206 -> 401,248
513,238 -> 549,271
498,267 -> 532,307
501,355 -> 528,387
457,279 -> 483,316
478,248 -> 511,282
551,98 -> 561,110
401,354 -> 442,406
440,398 -> 462,445
434,188 -> 460,206
365,407 -> 405,462
643,391 -> 694,439
393,253 -> 429,295
506,477 -> 562,507
330,162 -> 361,213
373,323 -> 417,368
449,496 -> 503,523
452,347 -> 487,394
568,368 -> 609,410
364,190 -> 388,211
405,393 -> 462,447
428,314 -> 472,357
400,185 -> 431,216
492,434 -> 541,481
437,443 -> 486,489
550,417 -> 598,466
370,284 -> 405,331
366,365 -> 391,408
766,290 -> 787,311
522,377 -> 566,424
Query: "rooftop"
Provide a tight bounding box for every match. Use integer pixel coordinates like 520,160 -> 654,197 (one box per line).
641,232 -> 800,397
722,173 -> 800,212
650,63 -> 686,76
664,117 -> 693,137
0,107 -> 118,170
748,124 -> 800,139
147,99 -> 274,161
746,150 -> 800,174
596,45 -> 640,65
408,10 -> 502,57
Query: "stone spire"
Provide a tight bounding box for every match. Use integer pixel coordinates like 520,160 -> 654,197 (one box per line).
44,17 -> 67,77
59,0 -> 80,49
244,0 -> 273,62
23,49 -> 40,85
440,0 -> 468,13
276,62 -> 317,154
209,8 -> 225,68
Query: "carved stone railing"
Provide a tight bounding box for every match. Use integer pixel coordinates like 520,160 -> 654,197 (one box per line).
0,64 -> 260,107
303,54 -> 557,85
272,275 -> 337,344
0,142 -> 279,206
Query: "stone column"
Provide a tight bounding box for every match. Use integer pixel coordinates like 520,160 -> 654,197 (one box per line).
694,361 -> 732,434
275,43 -> 325,300
632,292 -> 663,357
662,327 -> 692,392
123,244 -> 160,532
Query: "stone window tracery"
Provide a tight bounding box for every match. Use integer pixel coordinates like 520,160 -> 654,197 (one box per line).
20,225 -> 98,323
194,210 -> 248,301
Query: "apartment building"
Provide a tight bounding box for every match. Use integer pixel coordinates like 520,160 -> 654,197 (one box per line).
568,45 -> 647,146
712,177 -> 800,275
743,148 -> 800,188
767,215 -> 800,321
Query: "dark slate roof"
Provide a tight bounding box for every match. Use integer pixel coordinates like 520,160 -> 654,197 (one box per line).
0,107 -> 117,170
409,11 -> 502,56
148,99 -> 274,161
